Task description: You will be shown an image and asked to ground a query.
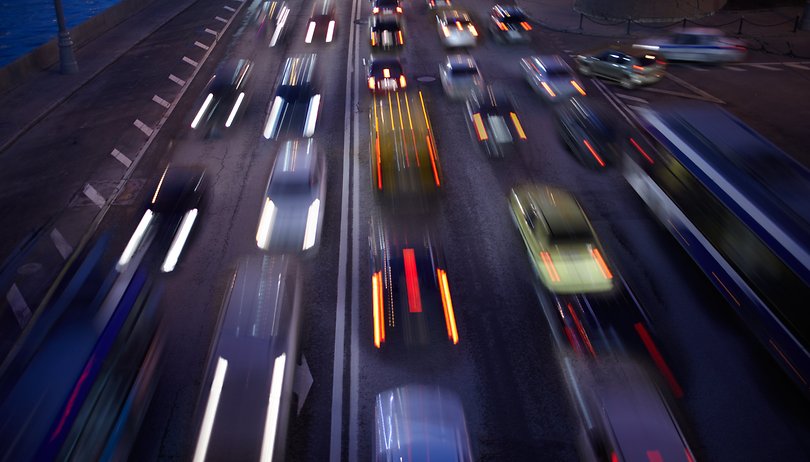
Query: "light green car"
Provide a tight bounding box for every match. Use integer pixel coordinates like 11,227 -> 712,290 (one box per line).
510,184 -> 614,294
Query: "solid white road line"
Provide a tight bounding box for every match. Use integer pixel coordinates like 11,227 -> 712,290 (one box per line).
664,73 -> 724,104
50,228 -> 73,259
152,95 -> 171,108
6,284 -> 31,327
349,4 -> 362,460
194,41 -> 210,50
183,56 -> 199,67
83,183 -> 107,208
615,93 -> 648,104
169,74 -> 186,86
785,62 -> 810,71
110,148 -> 132,168
748,63 -> 782,71
331,0 -> 361,459
133,119 -> 154,137
215,16 -> 228,23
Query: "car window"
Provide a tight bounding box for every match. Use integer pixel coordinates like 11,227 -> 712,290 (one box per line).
595,51 -> 612,61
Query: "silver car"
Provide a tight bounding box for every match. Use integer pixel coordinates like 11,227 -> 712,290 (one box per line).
374,385 -> 473,461
256,139 -> 326,253
575,48 -> 665,89
521,55 -> 587,103
634,27 -> 747,63
439,54 -> 485,99
436,9 -> 479,48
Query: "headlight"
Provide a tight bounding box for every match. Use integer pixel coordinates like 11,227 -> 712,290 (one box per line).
256,198 -> 277,249
302,198 -> 321,250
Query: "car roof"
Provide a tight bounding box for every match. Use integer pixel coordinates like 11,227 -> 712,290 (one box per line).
528,55 -> 570,72
446,54 -> 478,70
270,139 -> 318,183
151,165 -> 206,212
526,185 -> 592,239
370,57 -> 402,71
211,58 -> 252,91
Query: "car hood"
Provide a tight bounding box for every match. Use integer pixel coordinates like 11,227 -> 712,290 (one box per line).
539,245 -> 613,294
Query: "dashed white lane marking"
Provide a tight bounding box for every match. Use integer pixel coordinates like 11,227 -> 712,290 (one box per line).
223,5 -> 236,11
152,95 -> 171,108
204,28 -> 219,36
50,228 -> 73,259
215,16 -> 228,23
169,74 -> 186,86
83,183 -> 107,208
133,119 -> 154,137
110,148 -> 132,168
724,66 -> 745,71
785,62 -> 810,71
749,63 -> 782,71
616,93 -> 649,104
194,41 -> 210,50
182,56 -> 199,67
7,284 -> 32,327
683,64 -> 709,72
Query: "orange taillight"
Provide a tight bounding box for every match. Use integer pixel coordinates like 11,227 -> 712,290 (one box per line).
591,248 -> 613,279
437,269 -> 459,344
540,251 -> 560,282
372,271 -> 385,348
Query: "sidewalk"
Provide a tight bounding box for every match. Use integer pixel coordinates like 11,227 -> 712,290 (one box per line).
516,0 -> 810,59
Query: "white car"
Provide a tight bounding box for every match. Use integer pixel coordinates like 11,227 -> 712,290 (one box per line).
436,9 -> 478,48
634,27 -> 747,63
439,54 -> 484,100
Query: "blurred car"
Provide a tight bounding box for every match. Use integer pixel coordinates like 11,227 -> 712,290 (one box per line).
436,9 -> 479,48
575,48 -> 665,89
521,55 -> 587,103
305,1 -> 336,44
190,58 -> 253,136
439,54 -> 484,99
263,54 -> 321,140
118,164 -> 207,273
509,184 -> 614,294
374,385 -> 473,461
191,255 -> 302,462
554,98 -> 621,168
465,85 -> 527,158
426,0 -> 451,9
564,357 -> 696,462
634,27 -> 747,63
370,90 -> 442,206
370,13 -> 405,50
367,56 -> 407,92
372,0 -> 402,15
256,139 -> 326,253
370,219 -> 458,348
489,5 -> 532,44
253,0 -> 291,47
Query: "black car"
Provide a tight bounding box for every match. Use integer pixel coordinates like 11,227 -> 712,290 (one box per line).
489,5 -> 532,43
190,58 -> 253,137
367,56 -> 407,92
372,0 -> 402,15
370,13 -> 404,50
118,164 -> 207,273
263,54 -> 321,140
465,85 -> 527,158
305,1 -> 336,44
554,97 -> 621,169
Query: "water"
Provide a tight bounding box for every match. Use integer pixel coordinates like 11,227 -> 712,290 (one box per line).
0,0 -> 122,68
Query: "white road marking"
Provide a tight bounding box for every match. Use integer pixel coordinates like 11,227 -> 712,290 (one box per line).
749,63 -> 782,71
152,95 -> 171,108
724,66 -> 745,71
194,41 -> 210,50
169,74 -> 186,86
50,228 -> 73,259
215,16 -> 228,23
182,56 -> 199,67
110,148 -> 132,168
615,93 -> 648,104
6,284 -> 31,327
331,0 -> 361,459
83,183 -> 107,208
683,64 -> 709,72
204,28 -> 219,36
349,3 -> 362,460
785,62 -> 810,71
133,119 -> 154,137
664,72 -> 724,104
223,5 -> 235,11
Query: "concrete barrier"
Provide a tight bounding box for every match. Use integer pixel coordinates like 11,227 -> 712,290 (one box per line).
0,0 -> 156,95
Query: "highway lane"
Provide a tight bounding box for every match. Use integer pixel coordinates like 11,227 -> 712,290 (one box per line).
1,0 -> 810,460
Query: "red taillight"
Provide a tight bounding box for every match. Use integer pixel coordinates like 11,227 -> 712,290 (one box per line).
403,248 -> 422,313
629,137 -> 654,164
632,64 -> 644,72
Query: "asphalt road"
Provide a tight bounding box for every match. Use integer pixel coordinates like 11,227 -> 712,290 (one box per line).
1,0 -> 810,461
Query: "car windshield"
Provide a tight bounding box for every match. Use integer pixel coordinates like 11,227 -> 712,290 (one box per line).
269,174 -> 311,197
545,67 -> 572,78
450,66 -> 478,76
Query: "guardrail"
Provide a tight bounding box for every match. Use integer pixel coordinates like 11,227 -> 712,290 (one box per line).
577,13 -> 801,35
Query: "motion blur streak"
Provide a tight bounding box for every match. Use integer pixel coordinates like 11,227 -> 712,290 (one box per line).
256,199 -> 277,249
224,92 -> 245,128
510,113 -> 526,139
710,271 -> 740,306
630,137 -> 654,164
571,80 -> 586,96
372,272 -> 384,348
769,339 -> 807,385
540,251 -> 561,282
591,249 -> 613,279
582,139 -> 605,167
403,249 -> 422,313
472,113 -> 488,140
304,94 -> 321,137
50,355 -> 95,441
259,353 -> 287,462
634,322 -> 683,398
426,136 -> 440,186
567,303 -> 595,357
647,449 -> 664,462
193,357 -> 228,462
191,93 -> 214,128
305,22 -> 316,43
541,81 -> 556,98
117,210 -> 153,270
161,208 -> 198,273
263,96 -> 284,139
437,269 -> 459,344
302,199 -> 321,250
326,21 -> 335,42
152,166 -> 168,203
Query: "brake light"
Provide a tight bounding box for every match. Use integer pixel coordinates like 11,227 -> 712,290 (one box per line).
368,77 -> 375,90
437,269 -> 459,344
396,6 -> 402,13
403,249 -> 422,313
521,21 -> 532,31
397,30 -> 404,44
399,75 -> 406,88
496,21 -> 507,31
372,272 -> 385,348
541,81 -> 556,98
570,80 -> 586,96
371,32 -> 376,46
540,252 -> 560,282
372,6 -> 379,13
456,21 -> 463,30
510,112 -> 526,139
591,248 -> 613,279
472,113 -> 488,140
632,64 -> 644,72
